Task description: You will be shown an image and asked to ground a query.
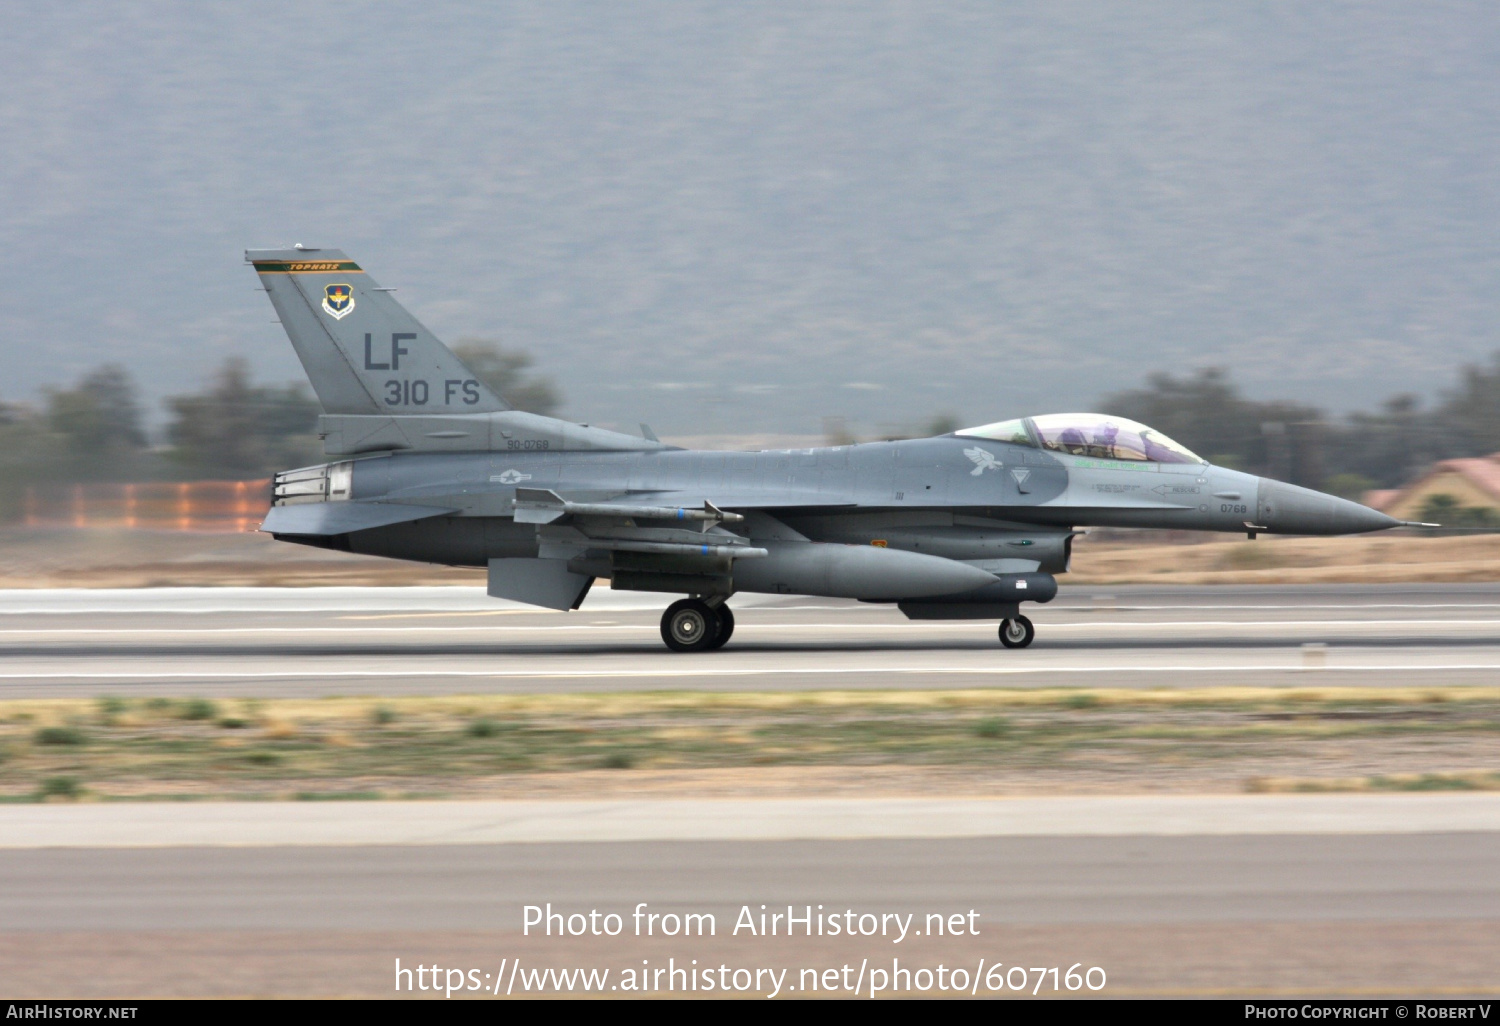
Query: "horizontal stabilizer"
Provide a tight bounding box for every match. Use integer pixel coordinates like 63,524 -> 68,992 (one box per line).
260,501 -> 456,537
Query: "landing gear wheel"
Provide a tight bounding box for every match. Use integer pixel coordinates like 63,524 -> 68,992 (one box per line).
707,605 -> 735,650
999,615 -> 1035,649
661,599 -> 720,652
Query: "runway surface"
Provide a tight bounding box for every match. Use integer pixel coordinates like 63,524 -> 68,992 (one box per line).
3,795 -> 1497,996
5,585 -> 1500,995
8,793 -> 1500,848
6,828 -> 1499,931
2,583 -> 1500,696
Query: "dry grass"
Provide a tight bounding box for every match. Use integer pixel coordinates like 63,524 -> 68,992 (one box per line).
1248,770 -> 1500,793
0,527 -> 480,588
1068,531 -> 1500,584
4,687 -> 1500,802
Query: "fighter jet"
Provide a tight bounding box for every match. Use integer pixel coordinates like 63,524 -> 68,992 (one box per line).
250,248 -> 1414,651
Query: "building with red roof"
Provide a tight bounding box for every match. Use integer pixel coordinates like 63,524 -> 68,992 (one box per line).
1367,454 -> 1500,522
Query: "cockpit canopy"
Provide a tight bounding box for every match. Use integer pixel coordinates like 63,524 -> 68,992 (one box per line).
955,413 -> 1204,465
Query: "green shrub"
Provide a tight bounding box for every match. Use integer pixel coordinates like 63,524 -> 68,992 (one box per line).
178,699 -> 218,721
600,752 -> 634,770
217,717 -> 247,729
1376,773 -> 1484,792
244,751 -> 281,766
38,777 -> 81,800
295,791 -> 381,801
975,717 -> 1011,739
466,718 -> 499,738
1419,493 -> 1500,528
1064,693 -> 1101,710
35,726 -> 85,746
371,705 -> 397,726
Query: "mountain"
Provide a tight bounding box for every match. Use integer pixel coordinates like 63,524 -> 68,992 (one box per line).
2,2 -> 1498,436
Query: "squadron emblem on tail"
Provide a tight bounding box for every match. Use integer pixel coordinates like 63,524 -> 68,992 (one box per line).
322,283 -> 354,320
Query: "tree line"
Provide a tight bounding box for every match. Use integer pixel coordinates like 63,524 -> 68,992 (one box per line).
0,340 -> 558,514
1100,356 -> 1500,499
834,354 -> 1500,504
9,340 -> 1500,512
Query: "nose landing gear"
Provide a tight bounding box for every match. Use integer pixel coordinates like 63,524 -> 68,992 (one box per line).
660,598 -> 735,652
999,614 -> 1035,649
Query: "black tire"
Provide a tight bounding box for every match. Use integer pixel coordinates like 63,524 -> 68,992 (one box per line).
661,599 -> 720,652
999,614 -> 1035,649
707,605 -> 735,649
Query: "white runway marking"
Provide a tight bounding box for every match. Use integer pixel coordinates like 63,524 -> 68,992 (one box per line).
1,586 -> 1499,616
2,588 -> 1497,696
2,619 -> 1500,635
2,663 -> 1500,681
1055,603 -> 1500,610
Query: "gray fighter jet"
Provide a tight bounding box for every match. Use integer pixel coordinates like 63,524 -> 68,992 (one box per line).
250,248 -> 1414,651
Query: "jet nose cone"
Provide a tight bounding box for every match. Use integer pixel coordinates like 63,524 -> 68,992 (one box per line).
1257,479 -> 1401,535
1334,499 -> 1402,534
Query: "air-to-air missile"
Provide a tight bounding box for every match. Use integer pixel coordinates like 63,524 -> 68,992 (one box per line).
249,248 -> 1420,652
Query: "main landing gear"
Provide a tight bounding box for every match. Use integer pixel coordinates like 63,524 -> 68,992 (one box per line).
661,598 -> 735,652
999,614 -> 1035,649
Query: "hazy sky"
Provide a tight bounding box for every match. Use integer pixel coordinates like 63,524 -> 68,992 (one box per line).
2,2 -> 1498,435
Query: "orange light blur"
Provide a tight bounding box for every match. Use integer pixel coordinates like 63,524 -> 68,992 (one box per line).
18,480 -> 272,533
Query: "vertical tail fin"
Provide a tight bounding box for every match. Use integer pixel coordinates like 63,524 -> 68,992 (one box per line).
246,248 -> 507,415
